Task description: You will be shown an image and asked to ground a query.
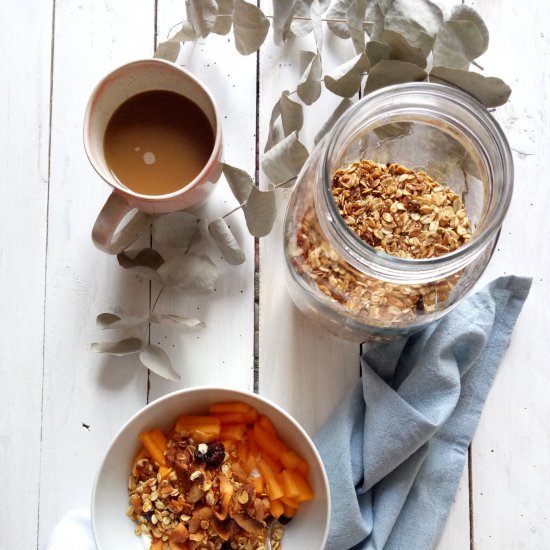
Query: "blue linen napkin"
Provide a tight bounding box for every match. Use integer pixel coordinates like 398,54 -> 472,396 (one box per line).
313,275 -> 532,550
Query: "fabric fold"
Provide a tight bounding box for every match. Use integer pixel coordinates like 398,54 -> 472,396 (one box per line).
314,275 -> 532,550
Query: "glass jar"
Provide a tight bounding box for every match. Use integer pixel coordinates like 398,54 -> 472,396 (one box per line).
284,83 -> 513,341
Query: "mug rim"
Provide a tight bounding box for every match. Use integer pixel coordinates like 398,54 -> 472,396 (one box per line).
83,57 -> 222,201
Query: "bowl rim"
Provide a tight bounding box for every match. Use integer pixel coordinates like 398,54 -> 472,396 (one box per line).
91,385 -> 331,549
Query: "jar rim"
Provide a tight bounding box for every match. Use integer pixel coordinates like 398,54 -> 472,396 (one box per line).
319,82 -> 513,281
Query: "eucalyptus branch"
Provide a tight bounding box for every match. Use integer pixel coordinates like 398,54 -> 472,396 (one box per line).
221,176 -> 298,220
215,14 -> 374,25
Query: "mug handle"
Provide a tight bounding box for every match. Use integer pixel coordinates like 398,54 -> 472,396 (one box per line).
92,192 -> 150,254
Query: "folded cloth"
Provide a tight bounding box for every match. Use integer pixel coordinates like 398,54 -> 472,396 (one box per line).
45,508 -> 95,550
313,275 -> 532,550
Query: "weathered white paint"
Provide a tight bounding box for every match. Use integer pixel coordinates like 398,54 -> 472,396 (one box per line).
0,1 -> 53,549
1,1 -> 548,549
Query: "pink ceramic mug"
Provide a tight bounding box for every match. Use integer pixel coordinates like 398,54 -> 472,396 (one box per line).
84,58 -> 223,254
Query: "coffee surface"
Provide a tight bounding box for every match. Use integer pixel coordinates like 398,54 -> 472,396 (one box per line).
104,90 -> 214,196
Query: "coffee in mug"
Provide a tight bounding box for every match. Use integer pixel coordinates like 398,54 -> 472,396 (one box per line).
84,59 -> 223,254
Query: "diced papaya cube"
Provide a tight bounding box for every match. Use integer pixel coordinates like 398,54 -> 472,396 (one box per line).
261,452 -> 283,474
175,415 -> 221,431
282,502 -> 298,518
150,539 -> 164,550
237,441 -> 248,463
139,429 -> 167,467
257,459 -> 284,501
253,423 -> 287,460
158,465 -> 171,480
175,415 -> 221,442
212,412 -> 247,424
149,428 -> 167,450
280,495 -> 299,509
244,407 -> 259,424
281,450 -> 301,470
258,415 -> 278,436
209,402 -> 251,414
296,459 -> 310,477
219,423 -> 246,441
252,471 -> 264,494
132,447 -> 149,477
247,428 -> 260,458
270,499 -> 285,519
286,469 -> 314,502
281,469 -> 301,500
244,453 -> 257,475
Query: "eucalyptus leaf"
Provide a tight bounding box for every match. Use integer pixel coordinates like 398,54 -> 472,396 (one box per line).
168,21 -> 197,42
139,345 -> 181,381
297,52 -> 322,105
91,338 -> 143,356
187,0 -> 218,38
314,98 -> 353,144
364,0 -> 384,39
101,210 -> 151,255
154,41 -> 181,62
366,40 -> 390,67
310,0 -> 323,51
117,248 -> 165,270
212,0 -> 234,35
233,0 -> 270,55
373,121 -> 412,140
326,0 -> 353,39
157,252 -> 219,294
261,132 -> 309,186
264,98 -> 283,153
376,0 -> 393,14
347,0 -> 367,54
432,20 -> 485,70
222,163 -> 253,204
96,313 -> 147,330
117,248 -> 164,280
208,217 -> 246,265
379,29 -> 427,69
364,60 -> 427,94
384,0 -> 444,55
430,66 -> 511,108
280,91 -> 304,136
289,0 -> 314,38
272,0 -> 295,45
324,53 -> 369,98
243,186 -> 277,237
149,312 -> 205,329
152,212 -> 201,248
449,4 -> 489,54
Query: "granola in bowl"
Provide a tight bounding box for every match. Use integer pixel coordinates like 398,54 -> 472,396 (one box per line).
92,388 -> 330,550
127,402 -> 313,550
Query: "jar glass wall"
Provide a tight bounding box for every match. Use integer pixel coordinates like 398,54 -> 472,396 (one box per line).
284,83 -> 513,341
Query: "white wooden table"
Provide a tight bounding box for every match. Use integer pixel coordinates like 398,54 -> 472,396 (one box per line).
2,1 -> 548,548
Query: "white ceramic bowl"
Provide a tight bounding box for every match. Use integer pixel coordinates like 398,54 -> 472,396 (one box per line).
92,386 -> 330,550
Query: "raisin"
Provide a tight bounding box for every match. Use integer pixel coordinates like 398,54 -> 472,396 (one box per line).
194,441 -> 225,468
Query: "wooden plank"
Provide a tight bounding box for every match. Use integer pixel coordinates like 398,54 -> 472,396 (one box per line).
462,1 -> 550,548
257,3 -> 470,548
37,1 -> 154,544
0,1 -> 53,548
257,4 -> 362,435
149,1 -> 257,399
